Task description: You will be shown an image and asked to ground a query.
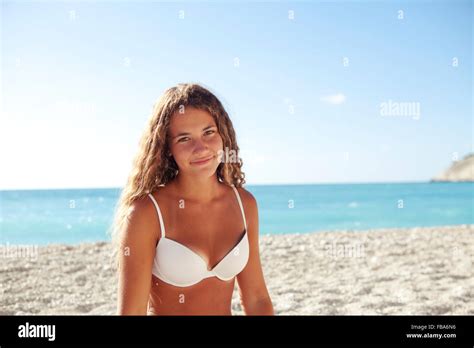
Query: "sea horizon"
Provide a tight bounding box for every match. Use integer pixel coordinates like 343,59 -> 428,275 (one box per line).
0,179 -> 466,192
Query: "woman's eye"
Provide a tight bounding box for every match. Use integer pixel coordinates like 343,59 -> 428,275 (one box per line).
177,131 -> 214,143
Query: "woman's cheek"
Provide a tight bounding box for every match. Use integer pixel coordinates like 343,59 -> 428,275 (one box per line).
211,134 -> 224,150
171,143 -> 190,165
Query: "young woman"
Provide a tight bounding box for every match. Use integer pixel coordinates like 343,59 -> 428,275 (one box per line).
113,83 -> 274,315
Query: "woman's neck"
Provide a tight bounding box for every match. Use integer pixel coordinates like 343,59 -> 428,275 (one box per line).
173,172 -> 222,203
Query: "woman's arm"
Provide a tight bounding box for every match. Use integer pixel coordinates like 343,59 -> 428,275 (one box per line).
117,198 -> 158,315
236,189 -> 274,315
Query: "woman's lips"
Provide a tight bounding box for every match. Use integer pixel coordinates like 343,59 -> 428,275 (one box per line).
190,155 -> 213,165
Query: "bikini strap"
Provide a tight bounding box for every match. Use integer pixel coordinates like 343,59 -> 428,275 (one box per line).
231,185 -> 247,230
147,193 -> 166,238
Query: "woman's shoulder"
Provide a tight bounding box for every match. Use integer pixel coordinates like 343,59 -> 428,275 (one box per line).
148,185 -> 173,204
234,185 -> 258,211
128,193 -> 155,218
122,192 -> 162,243
232,185 -> 258,235
131,186 -> 167,211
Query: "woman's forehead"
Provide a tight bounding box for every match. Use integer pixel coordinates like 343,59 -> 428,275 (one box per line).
169,107 -> 216,131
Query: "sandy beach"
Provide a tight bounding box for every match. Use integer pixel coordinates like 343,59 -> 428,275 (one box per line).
1,225 -> 472,315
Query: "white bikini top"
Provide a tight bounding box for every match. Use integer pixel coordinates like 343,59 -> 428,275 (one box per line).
147,185 -> 250,287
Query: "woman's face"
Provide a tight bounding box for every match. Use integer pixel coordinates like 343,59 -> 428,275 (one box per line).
168,106 -> 223,177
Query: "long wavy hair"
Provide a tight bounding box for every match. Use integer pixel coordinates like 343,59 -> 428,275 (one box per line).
109,83 -> 245,266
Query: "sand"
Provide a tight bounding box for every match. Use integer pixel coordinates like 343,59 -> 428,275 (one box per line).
0,225 -> 472,315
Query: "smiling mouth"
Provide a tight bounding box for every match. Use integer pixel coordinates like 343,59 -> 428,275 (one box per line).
190,155 -> 214,165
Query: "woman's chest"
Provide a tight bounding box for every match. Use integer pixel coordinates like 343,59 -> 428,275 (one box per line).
161,199 -> 244,243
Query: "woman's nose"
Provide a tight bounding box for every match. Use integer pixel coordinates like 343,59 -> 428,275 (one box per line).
193,138 -> 208,152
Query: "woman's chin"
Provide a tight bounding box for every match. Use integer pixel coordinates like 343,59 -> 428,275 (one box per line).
188,163 -> 219,176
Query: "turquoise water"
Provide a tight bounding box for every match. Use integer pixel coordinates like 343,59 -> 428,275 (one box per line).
0,183 -> 472,245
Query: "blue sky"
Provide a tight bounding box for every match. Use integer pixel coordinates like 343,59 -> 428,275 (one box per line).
1,0 -> 472,190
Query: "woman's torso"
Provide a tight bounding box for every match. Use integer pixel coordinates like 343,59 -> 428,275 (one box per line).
146,182 -> 248,315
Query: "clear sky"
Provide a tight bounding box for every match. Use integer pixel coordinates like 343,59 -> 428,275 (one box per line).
1,0 -> 472,190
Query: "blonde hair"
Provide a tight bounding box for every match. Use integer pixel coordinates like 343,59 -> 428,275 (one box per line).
109,83 -> 245,266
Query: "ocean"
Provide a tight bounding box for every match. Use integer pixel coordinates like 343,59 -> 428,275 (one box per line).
0,182 -> 472,245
